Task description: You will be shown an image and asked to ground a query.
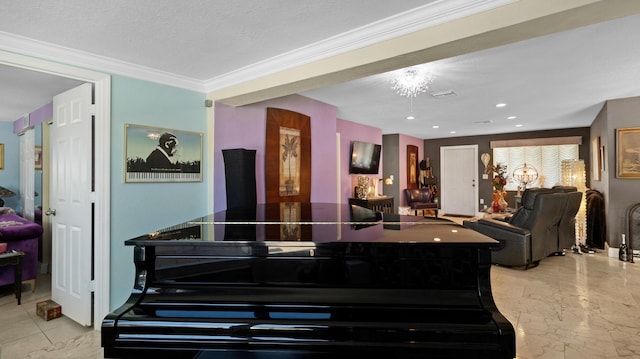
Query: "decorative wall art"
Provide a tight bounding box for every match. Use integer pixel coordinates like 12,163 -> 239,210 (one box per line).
616,127 -> 640,178
35,145 -> 42,170
124,124 -> 202,183
406,145 -> 418,189
592,137 -> 601,181
265,108 -> 311,203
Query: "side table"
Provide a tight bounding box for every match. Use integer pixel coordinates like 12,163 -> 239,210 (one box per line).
349,196 -> 394,214
0,250 -> 24,305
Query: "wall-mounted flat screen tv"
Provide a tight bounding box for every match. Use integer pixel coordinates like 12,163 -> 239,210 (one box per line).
349,140 -> 381,174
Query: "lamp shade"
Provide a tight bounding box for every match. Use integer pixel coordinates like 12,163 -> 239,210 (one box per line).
0,186 -> 15,197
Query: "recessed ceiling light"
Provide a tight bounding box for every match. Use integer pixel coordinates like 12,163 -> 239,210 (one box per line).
507,116 -> 517,120
432,125 -> 439,129
407,115 -> 415,120
515,124 -> 523,127
450,131 -> 456,134
496,103 -> 506,108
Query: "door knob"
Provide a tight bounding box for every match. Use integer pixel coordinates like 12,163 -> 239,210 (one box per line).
45,208 -> 57,216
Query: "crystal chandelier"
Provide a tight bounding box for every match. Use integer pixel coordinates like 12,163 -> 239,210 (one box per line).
390,66 -> 432,98
512,163 -> 538,190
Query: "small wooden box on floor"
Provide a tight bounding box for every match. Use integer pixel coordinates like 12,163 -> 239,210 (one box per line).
36,299 -> 62,321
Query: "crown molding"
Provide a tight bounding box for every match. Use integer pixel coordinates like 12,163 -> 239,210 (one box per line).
0,31 -> 206,92
0,0 -> 514,95
203,0 -> 517,93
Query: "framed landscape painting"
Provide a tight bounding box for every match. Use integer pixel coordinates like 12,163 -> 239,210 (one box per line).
124,124 -> 203,183
617,127 -> 640,178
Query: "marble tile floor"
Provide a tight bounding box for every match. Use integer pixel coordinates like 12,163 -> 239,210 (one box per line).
0,248 -> 639,358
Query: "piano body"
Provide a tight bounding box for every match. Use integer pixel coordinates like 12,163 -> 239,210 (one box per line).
102,203 -> 515,358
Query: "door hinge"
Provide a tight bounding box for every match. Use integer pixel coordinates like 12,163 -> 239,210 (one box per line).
89,104 -> 97,116
89,192 -> 96,203
88,280 -> 96,292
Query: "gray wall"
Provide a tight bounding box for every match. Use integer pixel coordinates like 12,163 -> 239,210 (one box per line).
424,127 -> 591,212
590,97 -> 640,249
382,134 -> 400,208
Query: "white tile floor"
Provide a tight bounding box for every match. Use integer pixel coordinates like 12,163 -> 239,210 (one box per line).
1,235 -> 639,358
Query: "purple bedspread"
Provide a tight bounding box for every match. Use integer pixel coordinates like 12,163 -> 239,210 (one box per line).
0,213 -> 43,286
0,213 -> 43,241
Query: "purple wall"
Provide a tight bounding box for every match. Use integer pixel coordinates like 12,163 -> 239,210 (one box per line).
13,102 -> 52,133
214,95 -> 340,211
337,119 -> 383,203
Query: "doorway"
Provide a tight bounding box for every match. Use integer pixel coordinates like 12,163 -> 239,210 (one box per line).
0,50 -> 111,328
440,145 -> 478,217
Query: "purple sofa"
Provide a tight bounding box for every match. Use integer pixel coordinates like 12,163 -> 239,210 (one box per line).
0,210 -> 43,291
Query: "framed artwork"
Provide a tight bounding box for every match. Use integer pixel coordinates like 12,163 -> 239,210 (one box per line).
591,137 -> 600,181
0,144 -> 3,170
35,145 -> 42,170
406,145 -> 418,189
617,127 -> 640,178
265,108 -> 311,203
124,124 -> 203,183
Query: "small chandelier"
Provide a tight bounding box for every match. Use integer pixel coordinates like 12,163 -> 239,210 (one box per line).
390,66 -> 432,98
512,163 -> 538,190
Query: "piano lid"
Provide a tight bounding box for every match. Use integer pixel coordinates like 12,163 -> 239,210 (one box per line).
126,203 -> 497,246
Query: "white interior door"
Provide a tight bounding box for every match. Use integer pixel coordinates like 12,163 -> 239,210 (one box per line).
440,145 -> 478,216
50,83 -> 93,326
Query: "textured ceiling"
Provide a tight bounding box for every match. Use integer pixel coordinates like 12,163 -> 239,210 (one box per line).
0,0 -> 433,80
1,1 -> 639,140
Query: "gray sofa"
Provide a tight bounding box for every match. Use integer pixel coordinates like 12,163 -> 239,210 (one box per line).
463,187 -> 580,268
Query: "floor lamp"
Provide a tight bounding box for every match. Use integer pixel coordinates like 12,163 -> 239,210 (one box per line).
561,159 -> 587,252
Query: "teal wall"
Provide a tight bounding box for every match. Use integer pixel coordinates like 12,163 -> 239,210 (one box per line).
109,75 -> 208,308
0,122 -> 20,209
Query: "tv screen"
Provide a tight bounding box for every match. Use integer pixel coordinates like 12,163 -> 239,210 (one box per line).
349,141 -> 381,174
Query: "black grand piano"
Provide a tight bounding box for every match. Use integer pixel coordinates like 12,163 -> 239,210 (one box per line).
102,203 -> 515,358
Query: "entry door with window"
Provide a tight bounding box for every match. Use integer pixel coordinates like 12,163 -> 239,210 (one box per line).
50,83 -> 93,326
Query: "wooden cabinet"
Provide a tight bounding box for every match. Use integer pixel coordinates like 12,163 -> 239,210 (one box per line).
349,196 -> 394,214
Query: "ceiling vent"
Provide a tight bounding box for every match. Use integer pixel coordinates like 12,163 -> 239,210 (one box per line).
475,120 -> 493,125
430,90 -> 456,98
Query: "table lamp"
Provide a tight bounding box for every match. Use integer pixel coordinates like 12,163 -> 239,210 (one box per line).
0,185 -> 16,206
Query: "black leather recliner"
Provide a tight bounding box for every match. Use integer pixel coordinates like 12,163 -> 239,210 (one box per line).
552,186 -> 583,253
463,188 -> 567,268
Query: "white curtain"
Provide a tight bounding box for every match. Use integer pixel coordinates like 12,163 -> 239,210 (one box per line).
493,144 -> 579,190
20,127 -> 36,221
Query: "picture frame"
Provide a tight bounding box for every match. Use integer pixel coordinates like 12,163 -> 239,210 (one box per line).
616,127 -> 640,178
265,108 -> 311,203
406,145 -> 418,189
124,124 -> 203,183
0,143 -> 3,170
35,145 -> 42,170
591,137 -> 600,181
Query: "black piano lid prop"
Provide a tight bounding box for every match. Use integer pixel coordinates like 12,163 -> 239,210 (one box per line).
102,203 -> 515,359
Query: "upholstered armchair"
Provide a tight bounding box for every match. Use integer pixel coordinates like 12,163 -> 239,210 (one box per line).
0,210 -> 43,291
404,188 -> 438,218
463,188 -> 567,268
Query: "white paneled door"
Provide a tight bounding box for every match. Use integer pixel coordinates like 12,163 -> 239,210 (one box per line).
440,145 -> 478,217
50,83 -> 93,326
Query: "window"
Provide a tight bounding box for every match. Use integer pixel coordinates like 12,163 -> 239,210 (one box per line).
493,144 -> 579,190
